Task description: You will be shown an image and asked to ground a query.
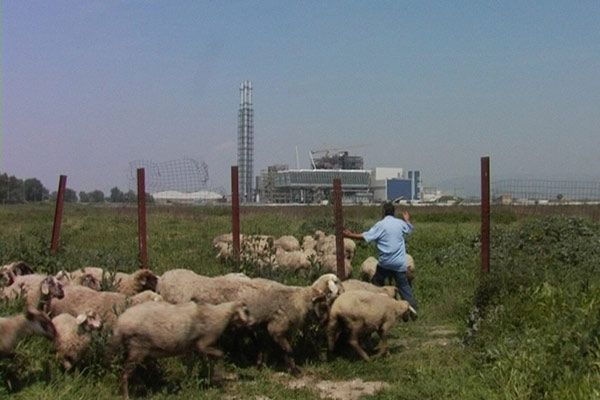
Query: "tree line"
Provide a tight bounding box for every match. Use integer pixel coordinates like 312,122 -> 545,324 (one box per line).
0,173 -> 153,204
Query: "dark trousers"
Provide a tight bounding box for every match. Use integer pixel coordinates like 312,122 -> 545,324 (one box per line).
371,265 -> 418,310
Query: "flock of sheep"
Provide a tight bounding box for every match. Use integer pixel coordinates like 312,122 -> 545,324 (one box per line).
0,231 -> 417,398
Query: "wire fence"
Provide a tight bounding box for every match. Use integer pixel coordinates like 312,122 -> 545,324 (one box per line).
492,179 -> 600,204
128,158 -> 210,193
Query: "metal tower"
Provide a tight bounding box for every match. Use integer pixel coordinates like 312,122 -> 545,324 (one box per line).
238,81 -> 254,202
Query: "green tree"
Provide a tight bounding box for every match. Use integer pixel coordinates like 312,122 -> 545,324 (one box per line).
88,190 -> 105,203
64,188 -> 78,203
79,191 -> 89,203
124,190 -> 136,203
0,173 -> 24,203
23,178 -> 49,202
109,187 -> 125,202
50,188 -> 78,202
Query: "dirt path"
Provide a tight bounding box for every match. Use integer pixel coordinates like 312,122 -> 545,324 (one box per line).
277,322 -> 461,400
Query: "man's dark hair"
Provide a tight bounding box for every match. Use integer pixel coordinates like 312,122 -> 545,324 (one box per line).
382,201 -> 395,216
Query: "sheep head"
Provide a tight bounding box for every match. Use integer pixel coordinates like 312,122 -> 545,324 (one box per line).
230,302 -> 255,328
134,270 -> 159,292
1,261 -> 34,287
40,276 -> 65,300
76,311 -> 103,332
311,274 -> 344,301
79,273 -> 101,291
0,270 -> 15,287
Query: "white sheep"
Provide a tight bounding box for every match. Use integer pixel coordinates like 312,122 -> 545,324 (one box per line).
0,261 -> 34,287
49,285 -> 161,328
0,308 -> 56,356
69,267 -> 105,283
317,254 -> 352,279
274,248 -> 317,272
326,289 -> 416,361
301,235 -> 317,251
112,300 -> 253,399
213,233 -> 278,266
157,269 -> 214,304
273,235 -> 300,252
360,254 -> 416,286
169,271 -> 343,373
406,254 -> 415,284
1,274 -> 65,313
55,270 -> 102,291
52,311 -> 102,370
226,273 -> 344,374
315,234 -> 356,261
341,279 -> 398,298
360,256 -> 378,281
127,290 -> 163,306
113,269 -> 159,296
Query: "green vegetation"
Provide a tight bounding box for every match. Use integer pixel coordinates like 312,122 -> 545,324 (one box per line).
0,204 -> 598,399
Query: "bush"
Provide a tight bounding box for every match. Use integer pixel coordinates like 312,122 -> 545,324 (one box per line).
467,216 -> 600,399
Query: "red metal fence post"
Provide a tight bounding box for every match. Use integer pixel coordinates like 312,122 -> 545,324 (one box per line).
231,166 -> 241,265
333,178 -> 346,279
137,168 -> 148,269
50,175 -> 67,254
481,156 -> 490,273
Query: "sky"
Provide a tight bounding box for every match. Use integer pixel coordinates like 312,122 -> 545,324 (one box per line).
2,1 -> 600,195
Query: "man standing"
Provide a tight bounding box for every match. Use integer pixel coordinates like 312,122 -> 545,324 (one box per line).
343,202 -> 417,311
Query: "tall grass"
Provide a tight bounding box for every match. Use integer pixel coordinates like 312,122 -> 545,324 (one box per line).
0,204 -> 598,399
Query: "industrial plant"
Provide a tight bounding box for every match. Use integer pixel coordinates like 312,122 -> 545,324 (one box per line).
236,82 -> 423,205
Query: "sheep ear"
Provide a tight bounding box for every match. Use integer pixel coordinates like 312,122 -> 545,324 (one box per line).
41,280 -> 50,295
90,319 -> 102,329
76,314 -> 87,325
327,279 -> 339,296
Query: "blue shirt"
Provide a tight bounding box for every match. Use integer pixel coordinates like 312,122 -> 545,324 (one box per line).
362,215 -> 413,271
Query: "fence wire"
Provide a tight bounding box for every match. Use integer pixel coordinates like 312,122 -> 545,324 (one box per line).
128,158 -> 210,193
492,179 -> 600,203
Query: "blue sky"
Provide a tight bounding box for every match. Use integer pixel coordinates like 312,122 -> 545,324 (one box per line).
2,1 -> 599,194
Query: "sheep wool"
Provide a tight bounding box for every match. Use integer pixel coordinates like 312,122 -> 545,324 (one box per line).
327,289 -> 415,361
0,309 -> 56,356
112,300 -> 252,399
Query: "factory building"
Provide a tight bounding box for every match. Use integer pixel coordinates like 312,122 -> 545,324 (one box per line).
255,152 -> 421,204
371,168 -> 422,202
272,169 -> 371,204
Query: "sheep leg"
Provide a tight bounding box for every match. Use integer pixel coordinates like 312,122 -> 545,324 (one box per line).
198,345 -> 224,359
120,357 -> 136,400
326,316 -> 340,352
120,347 -> 144,400
348,330 -> 370,361
271,333 -> 300,375
374,334 -> 389,358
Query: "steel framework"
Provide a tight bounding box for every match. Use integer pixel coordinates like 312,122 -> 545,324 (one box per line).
238,81 -> 254,202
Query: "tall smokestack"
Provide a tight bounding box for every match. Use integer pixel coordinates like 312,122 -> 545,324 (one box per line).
238,81 -> 254,202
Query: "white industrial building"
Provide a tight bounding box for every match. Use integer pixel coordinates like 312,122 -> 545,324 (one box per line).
153,190 -> 225,204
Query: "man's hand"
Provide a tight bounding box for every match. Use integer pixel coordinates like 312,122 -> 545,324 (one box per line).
402,211 -> 411,222
342,228 -> 353,237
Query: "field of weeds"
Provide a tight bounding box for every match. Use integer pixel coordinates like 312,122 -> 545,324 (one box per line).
1,203 -> 599,399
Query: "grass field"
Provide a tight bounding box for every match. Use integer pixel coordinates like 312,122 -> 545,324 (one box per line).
1,203 -> 599,399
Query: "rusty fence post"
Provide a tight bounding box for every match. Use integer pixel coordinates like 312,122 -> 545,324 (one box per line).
50,175 -> 67,254
481,156 -> 490,273
333,178 -> 346,279
231,166 -> 241,265
137,168 -> 148,269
